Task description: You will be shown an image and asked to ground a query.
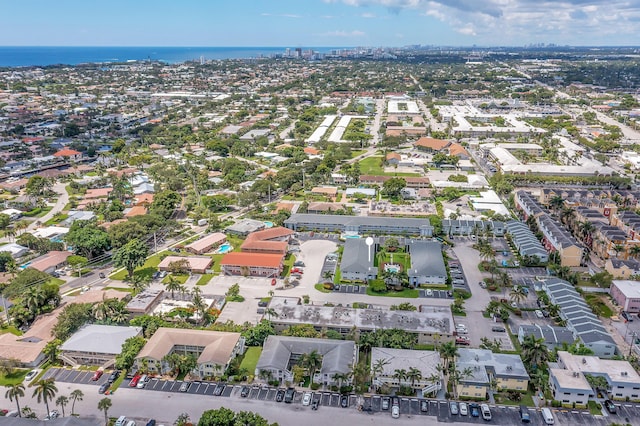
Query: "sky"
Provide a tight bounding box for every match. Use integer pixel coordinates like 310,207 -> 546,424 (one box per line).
1,0 -> 639,47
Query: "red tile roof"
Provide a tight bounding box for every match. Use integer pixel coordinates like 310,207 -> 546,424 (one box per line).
414,137 -> 450,151
220,252 -> 284,268
53,148 -> 82,157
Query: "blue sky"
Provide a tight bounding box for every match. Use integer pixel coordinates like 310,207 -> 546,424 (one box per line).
1,0 -> 638,47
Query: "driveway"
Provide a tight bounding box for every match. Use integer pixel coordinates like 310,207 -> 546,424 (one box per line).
29,181 -> 69,230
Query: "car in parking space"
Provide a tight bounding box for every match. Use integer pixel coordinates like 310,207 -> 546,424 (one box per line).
137,375 -> 149,389
334,285 -> 340,291
459,402 -> 468,416
213,383 -> 226,396
449,401 -> 459,415
420,400 -> 428,412
604,399 -> 617,413
145,420 -> 156,426
381,397 -> 390,410
129,374 -> 141,387
179,381 -> 190,392
534,310 -> 544,319
98,382 -> 110,394
311,398 -> 319,410
44,410 -> 60,420
302,392 -> 312,406
294,261 -> 305,267
391,405 -> 400,419
456,336 -> 470,346
276,389 -> 285,402
284,387 -> 295,403
107,370 -> 120,383
152,271 -> 160,280
480,403 -> 492,420
91,369 -> 104,381
469,403 -> 480,417
271,278 -> 277,286
340,395 -> 349,408
621,311 -> 633,322
479,281 -> 487,288
354,285 -> 359,292
240,386 -> 250,397
519,405 -> 530,422
447,291 -> 453,297
426,289 -> 433,296
24,370 -> 38,382
492,326 -> 506,332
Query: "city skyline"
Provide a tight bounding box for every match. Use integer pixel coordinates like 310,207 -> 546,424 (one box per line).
1,0 -> 639,48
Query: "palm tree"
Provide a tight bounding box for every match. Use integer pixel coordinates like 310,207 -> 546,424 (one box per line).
613,244 -> 625,258
300,350 -> 323,386
372,357 -> 390,379
549,195 -> 564,213
190,287 -> 208,325
97,397 -> 112,425
164,275 -> 184,298
509,286 -> 527,305
393,368 -> 407,387
109,304 -> 129,324
24,287 -> 46,314
55,395 -> 68,417
5,383 -> 25,417
521,335 -> 550,370
70,389 -> 84,415
407,367 -> 422,388
264,308 -> 278,321
449,366 -> 473,399
630,245 -> 640,260
32,378 -> 58,416
438,341 -> 458,372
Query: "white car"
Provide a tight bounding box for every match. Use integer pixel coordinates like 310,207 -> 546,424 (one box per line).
302,392 -> 312,406
535,309 -> 544,319
459,402 -> 468,416
24,370 -> 38,382
426,289 -> 433,296
391,405 -> 400,419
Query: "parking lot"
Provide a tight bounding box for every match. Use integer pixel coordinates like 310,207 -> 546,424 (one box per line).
42,368 -> 109,387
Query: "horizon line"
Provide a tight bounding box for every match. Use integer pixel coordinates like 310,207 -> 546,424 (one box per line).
1,44 -> 640,49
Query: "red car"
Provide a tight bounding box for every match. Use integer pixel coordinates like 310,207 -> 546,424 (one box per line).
129,374 -> 141,387
455,337 -> 470,346
271,278 -> 277,286
91,370 -> 104,381
291,268 -> 303,274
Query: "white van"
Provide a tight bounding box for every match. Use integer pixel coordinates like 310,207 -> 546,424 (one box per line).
541,407 -> 554,425
480,404 -> 492,421
115,416 -> 128,426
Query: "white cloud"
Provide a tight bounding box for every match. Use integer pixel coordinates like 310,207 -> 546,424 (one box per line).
320,30 -> 367,37
361,12 -> 377,18
260,13 -> 302,18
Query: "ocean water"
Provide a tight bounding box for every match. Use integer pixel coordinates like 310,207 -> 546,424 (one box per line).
0,46 -> 342,67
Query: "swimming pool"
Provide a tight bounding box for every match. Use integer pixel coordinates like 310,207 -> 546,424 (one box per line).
216,243 -> 233,254
264,221 -> 274,228
384,264 -> 401,273
344,234 -> 361,239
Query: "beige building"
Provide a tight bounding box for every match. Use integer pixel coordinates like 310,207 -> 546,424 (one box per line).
455,349 -> 529,400
134,328 -> 245,380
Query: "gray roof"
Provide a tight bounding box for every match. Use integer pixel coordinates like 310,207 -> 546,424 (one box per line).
408,241 -> 446,277
60,324 -> 142,355
518,324 -> 575,346
340,238 -> 375,275
256,335 -> 355,375
456,348 -> 529,384
284,214 -> 432,234
226,218 -> 265,235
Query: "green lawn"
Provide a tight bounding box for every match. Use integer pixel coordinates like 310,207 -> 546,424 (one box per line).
110,251 -> 168,281
212,254 -> 223,273
366,287 -> 419,298
493,391 -> 535,406
0,325 -> 23,336
357,156 -> 421,177
283,254 -> 295,276
0,369 -> 29,386
240,347 -> 262,376
378,252 -> 411,272
196,274 -> 215,286
162,273 -> 188,284
314,283 -> 332,293
49,277 -> 65,286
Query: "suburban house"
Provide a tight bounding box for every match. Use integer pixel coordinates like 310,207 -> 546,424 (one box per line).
407,241 -> 447,285
542,278 -> 618,357
220,252 -> 283,278
340,238 -> 376,282
605,258 -> 640,279
134,328 -> 245,380
240,227 -> 293,255
53,148 -> 82,161
0,243 -> 29,259
370,347 -> 442,394
284,214 -> 433,237
157,256 -> 213,274
610,280 -> 640,313
225,219 -> 266,236
29,251 -> 72,274
414,137 -> 450,152
455,349 -> 529,399
517,324 -> 576,350
185,233 -> 227,255
442,219 -> 505,237
60,324 -> 142,367
255,336 -> 357,386
125,289 -> 165,316
550,351 -> 640,405
505,221 -> 549,263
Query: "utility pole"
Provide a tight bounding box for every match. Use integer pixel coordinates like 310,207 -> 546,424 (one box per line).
153,232 -> 157,254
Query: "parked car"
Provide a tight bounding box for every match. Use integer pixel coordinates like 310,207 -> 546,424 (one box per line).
152,271 -> 160,280
107,370 -> 120,383
459,402 -> 468,416
25,370 -> 38,382
302,392 -> 312,406
271,278 -> 277,286
449,401 -> 459,415
604,399 -> 617,413
284,387 -> 295,403
621,311 -> 633,322
91,369 -> 103,381
145,420 -> 156,426
129,374 -> 141,387
311,398 -> 319,410
420,400 -> 429,412
240,386 -> 250,397
179,381 -> 190,392
213,383 -> 226,396
469,403 -> 480,417
136,374 -> 149,389
381,397 -> 390,410
480,403 -> 492,420
479,281 -> 487,288
519,405 -> 530,423
340,395 -> 349,408
491,326 -> 506,332
99,272 -> 106,279
98,382 -> 110,394
293,261 -> 305,267
535,310 -> 544,319
275,389 -> 285,402
44,410 -> 60,420
426,289 -> 433,296
456,336 -> 470,346
157,271 -> 167,278
391,405 -> 400,419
